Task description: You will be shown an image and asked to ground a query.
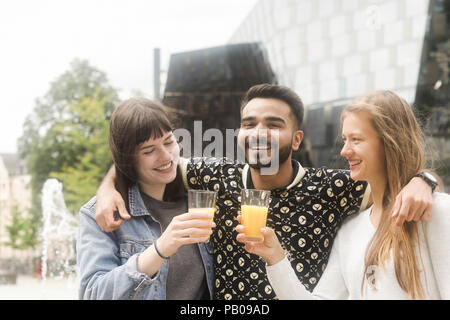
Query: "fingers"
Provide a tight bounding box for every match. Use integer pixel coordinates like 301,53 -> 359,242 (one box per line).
394,176 -> 435,227
421,205 -> 432,222
157,234 -> 210,257
104,217 -> 124,233
235,226 -> 285,265
174,217 -> 216,230
181,236 -> 211,244
236,227 -> 247,244
419,197 -> 434,222
95,196 -> 130,232
407,203 -> 422,223
177,211 -> 215,221
168,212 -> 216,239
235,225 -> 278,247
173,227 -> 214,238
411,203 -> 426,222
104,206 -> 125,232
235,224 -> 256,244
391,195 -> 401,218
244,242 -> 258,254
394,197 -> 410,227
163,213 -> 216,253
236,234 -> 260,254
117,201 -> 131,220
236,233 -> 246,243
96,207 -> 123,232
261,227 -> 279,247
394,192 -> 434,227
392,193 -> 420,221
411,197 -> 433,222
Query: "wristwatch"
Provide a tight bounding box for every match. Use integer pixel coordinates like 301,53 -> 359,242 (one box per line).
413,172 -> 438,193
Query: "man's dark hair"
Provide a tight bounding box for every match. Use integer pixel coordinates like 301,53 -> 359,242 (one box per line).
240,83 -> 304,130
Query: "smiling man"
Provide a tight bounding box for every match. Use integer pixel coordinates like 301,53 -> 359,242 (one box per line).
238,90 -> 303,187
94,84 -> 435,300
181,84 -> 371,299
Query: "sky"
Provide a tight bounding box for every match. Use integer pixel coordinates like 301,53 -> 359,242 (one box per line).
0,0 -> 259,154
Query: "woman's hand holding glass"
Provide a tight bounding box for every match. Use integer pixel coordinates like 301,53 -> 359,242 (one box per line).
157,211 -> 216,258
235,215 -> 286,266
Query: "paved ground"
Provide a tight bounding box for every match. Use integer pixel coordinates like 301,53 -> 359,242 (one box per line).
0,275 -> 78,300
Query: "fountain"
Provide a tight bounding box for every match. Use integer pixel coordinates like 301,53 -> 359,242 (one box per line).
40,179 -> 78,289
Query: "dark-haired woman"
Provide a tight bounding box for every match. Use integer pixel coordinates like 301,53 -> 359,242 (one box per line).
77,98 -> 215,300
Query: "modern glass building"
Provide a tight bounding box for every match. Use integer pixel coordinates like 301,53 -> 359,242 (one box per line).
229,0 -> 449,188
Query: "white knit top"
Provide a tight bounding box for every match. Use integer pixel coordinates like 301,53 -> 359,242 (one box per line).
266,192 -> 450,300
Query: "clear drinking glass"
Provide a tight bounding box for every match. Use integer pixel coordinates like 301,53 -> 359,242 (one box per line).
241,189 -> 271,241
188,190 -> 216,237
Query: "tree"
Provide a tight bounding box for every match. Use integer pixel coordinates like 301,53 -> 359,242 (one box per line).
50,90 -> 114,212
18,59 -> 119,246
4,206 -> 37,249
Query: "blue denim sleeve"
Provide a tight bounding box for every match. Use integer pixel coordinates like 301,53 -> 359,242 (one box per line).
76,198 -> 158,300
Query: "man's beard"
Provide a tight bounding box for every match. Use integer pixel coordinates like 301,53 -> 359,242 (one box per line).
240,137 -> 292,172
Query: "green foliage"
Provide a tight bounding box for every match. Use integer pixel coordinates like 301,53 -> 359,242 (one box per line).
4,206 -> 38,249
17,58 -> 119,247
50,92 -> 114,212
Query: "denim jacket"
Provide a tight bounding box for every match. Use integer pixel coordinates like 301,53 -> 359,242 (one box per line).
77,184 -> 215,300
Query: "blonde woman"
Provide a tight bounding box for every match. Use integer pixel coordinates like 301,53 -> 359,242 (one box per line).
236,90 -> 450,299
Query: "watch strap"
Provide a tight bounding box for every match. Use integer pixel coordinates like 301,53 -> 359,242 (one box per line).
413,172 -> 437,193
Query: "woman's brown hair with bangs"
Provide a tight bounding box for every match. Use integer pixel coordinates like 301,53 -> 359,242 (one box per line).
341,90 -> 427,299
109,97 -> 184,210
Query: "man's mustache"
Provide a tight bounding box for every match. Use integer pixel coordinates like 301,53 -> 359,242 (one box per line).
244,137 -> 278,149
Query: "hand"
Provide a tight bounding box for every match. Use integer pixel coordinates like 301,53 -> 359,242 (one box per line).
156,211 -> 216,257
392,177 -> 434,227
235,215 -> 286,266
95,188 -> 131,233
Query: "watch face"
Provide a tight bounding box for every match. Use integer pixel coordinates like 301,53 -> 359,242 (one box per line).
424,172 -> 437,184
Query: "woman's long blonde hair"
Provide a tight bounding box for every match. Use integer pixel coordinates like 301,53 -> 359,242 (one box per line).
342,90 -> 426,299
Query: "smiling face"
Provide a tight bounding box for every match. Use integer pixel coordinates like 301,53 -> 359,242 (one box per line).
238,97 -> 303,172
135,131 -> 180,188
340,110 -> 387,185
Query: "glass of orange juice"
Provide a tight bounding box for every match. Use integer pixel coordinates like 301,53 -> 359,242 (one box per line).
188,190 -> 216,237
241,189 -> 271,242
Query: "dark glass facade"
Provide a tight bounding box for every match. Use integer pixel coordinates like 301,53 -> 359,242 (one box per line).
415,0 -> 449,189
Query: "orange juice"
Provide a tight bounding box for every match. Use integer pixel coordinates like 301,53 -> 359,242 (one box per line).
241,205 -> 268,241
188,207 -> 215,237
